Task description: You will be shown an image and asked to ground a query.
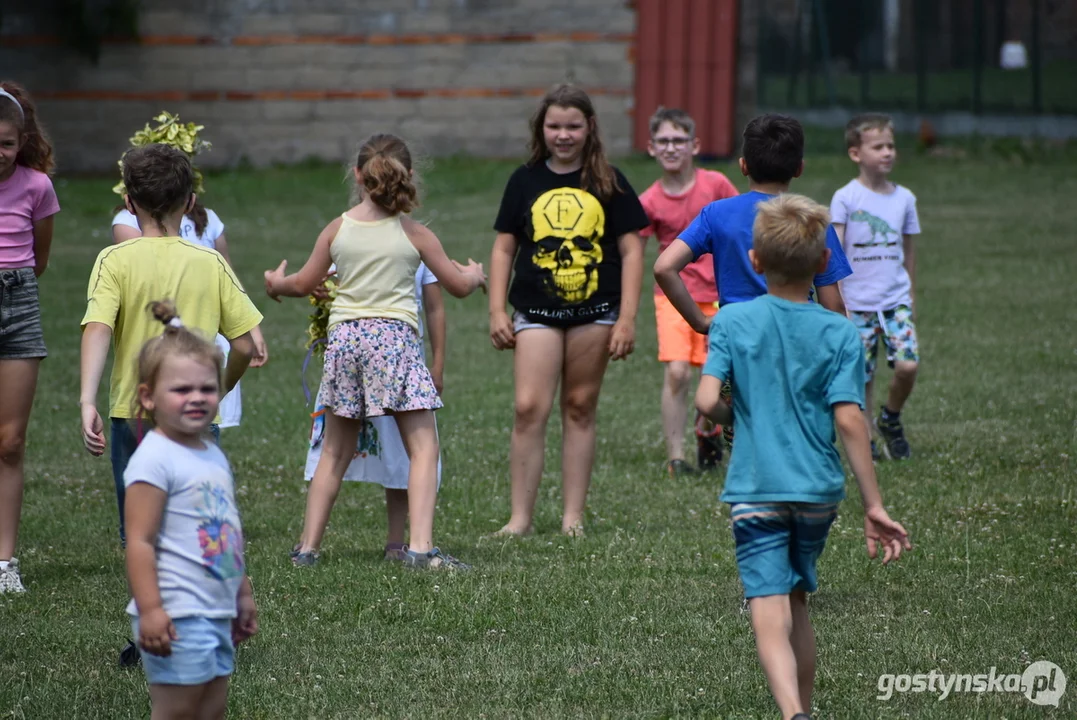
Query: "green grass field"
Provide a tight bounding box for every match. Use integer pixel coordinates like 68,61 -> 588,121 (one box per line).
2,142 -> 1076,719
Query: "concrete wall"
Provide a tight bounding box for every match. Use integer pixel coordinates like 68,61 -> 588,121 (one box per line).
1,0 -> 636,172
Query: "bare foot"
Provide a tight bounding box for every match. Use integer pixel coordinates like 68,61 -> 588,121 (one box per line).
485,523 -> 532,539
562,522 -> 585,538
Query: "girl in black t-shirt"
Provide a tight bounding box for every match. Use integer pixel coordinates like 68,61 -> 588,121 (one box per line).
489,84 -> 649,537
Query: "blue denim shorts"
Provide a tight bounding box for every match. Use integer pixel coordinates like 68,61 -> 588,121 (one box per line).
731,502 -> 838,598
0,268 -> 47,360
132,616 -> 234,685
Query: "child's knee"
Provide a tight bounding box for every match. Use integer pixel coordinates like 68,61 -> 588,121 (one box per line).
0,427 -> 27,466
664,362 -> 693,392
893,360 -> 918,380
562,393 -> 598,426
514,397 -> 552,430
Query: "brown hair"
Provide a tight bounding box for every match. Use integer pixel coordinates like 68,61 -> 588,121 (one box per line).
111,199 -> 208,238
0,81 -> 55,175
845,113 -> 894,149
527,84 -> 621,202
649,106 -> 696,137
121,144 -> 195,235
134,300 -> 223,418
752,194 -> 830,284
355,134 -> 418,215
741,114 -> 804,185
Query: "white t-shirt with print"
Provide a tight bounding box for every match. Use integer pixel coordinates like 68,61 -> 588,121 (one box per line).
124,431 -> 245,619
112,208 -> 224,249
830,179 -> 921,312
111,208 -> 242,427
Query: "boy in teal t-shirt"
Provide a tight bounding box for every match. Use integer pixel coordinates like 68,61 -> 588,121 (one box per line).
695,194 -> 911,720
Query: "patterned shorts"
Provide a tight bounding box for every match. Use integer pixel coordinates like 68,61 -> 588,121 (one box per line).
849,305 -> 920,379
731,502 -> 838,598
317,318 -> 442,419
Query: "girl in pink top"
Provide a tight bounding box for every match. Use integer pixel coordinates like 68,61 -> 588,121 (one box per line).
0,81 -> 60,594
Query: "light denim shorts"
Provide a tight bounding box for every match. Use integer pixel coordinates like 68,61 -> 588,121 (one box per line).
132,616 -> 234,685
512,308 -> 619,333
0,268 -> 47,360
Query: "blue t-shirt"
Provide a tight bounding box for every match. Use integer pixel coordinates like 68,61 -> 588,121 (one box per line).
680,191 -> 852,305
702,295 -> 865,504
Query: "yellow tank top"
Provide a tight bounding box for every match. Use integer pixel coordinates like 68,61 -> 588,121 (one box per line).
328,213 -> 421,330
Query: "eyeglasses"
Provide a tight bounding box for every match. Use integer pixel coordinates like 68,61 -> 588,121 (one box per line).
653,137 -> 692,149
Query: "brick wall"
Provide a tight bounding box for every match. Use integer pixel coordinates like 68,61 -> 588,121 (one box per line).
1,0 -> 637,172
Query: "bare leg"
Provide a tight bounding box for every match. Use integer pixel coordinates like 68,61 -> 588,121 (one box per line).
559,323 -> 612,533
886,360 -> 918,412
862,376 -> 876,433
297,412 -> 362,553
500,328 -> 564,535
149,682 -> 206,720
0,359 -> 39,562
394,410 -> 440,553
789,591 -> 816,712
385,489 -> 408,546
661,361 -> 693,463
749,594 -> 806,720
197,677 -> 229,720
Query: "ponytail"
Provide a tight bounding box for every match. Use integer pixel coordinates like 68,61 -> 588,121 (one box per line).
355,134 -> 418,215
0,81 -> 55,175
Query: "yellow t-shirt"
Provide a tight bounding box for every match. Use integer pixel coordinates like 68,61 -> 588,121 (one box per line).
81,237 -> 263,419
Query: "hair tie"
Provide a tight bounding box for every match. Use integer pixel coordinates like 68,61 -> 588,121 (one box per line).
168,317 -> 184,329
0,89 -> 24,122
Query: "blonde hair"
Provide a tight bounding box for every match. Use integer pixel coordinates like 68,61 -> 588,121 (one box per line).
355,134 -> 418,215
845,113 -> 893,149
134,300 -> 223,418
752,194 -> 830,283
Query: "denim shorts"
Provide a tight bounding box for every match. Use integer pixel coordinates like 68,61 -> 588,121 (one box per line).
731,502 -> 838,598
132,616 -> 234,685
0,268 -> 47,360
512,308 -> 619,333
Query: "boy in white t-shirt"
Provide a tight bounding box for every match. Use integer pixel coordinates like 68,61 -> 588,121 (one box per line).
831,113 -> 921,461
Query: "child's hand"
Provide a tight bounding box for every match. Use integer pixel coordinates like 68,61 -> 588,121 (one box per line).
453,258 -> 487,294
250,336 -> 269,368
489,310 -> 516,350
863,505 -> 911,565
608,318 -> 636,360
431,367 -> 444,395
264,260 -> 287,302
232,593 -> 259,645
80,403 -> 106,456
138,607 -> 177,657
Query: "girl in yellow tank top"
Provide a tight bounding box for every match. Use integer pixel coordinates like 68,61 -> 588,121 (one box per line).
264,134 -> 486,570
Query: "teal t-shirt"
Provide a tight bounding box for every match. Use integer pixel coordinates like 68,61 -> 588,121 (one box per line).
702,295 -> 865,504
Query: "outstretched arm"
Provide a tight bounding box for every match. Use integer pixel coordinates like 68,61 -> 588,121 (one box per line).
264,218 -> 340,300
422,282 -> 446,393
654,240 -> 710,333
401,217 -> 486,298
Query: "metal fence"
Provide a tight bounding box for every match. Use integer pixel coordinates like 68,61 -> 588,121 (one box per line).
757,0 -> 1077,116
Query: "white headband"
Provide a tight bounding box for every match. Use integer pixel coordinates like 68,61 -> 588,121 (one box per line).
0,90 -> 24,122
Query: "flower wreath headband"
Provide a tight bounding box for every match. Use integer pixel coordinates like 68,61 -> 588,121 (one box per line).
112,111 -> 212,196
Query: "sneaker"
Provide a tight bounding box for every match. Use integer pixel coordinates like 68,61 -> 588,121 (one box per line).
292,550 -> 320,567
666,459 -> 698,478
404,547 -> 471,571
118,639 -> 141,668
384,543 -> 408,562
876,411 -> 911,460
695,414 -> 724,469
0,560 -> 25,594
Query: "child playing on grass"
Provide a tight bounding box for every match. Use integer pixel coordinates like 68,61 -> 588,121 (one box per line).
654,114 -> 853,448
0,81 -> 59,594
304,262 -> 445,561
81,144 -> 261,550
830,113 -> 921,461
639,107 -> 739,477
124,300 -> 257,720
488,83 -> 650,537
264,133 -> 486,570
111,112 -> 269,431
695,194 -> 911,720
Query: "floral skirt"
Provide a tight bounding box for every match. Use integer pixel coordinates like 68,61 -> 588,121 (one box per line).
317,318 -> 442,419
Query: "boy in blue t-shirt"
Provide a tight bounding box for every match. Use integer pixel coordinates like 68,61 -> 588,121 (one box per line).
695,194 -> 910,720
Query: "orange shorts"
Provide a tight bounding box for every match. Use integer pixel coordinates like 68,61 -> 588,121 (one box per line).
655,294 -> 719,367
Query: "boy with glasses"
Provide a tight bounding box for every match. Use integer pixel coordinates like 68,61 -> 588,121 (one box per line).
639,108 -> 739,477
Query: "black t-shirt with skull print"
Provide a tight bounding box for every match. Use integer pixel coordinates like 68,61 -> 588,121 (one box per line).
494,162 -> 649,327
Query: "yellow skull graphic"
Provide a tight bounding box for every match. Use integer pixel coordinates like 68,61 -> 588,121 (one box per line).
529,187 -> 605,303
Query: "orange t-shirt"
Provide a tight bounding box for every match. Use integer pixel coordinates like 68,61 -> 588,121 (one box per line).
640,168 -> 739,303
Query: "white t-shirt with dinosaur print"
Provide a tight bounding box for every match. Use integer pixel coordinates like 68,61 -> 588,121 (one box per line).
831,179 -> 920,312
